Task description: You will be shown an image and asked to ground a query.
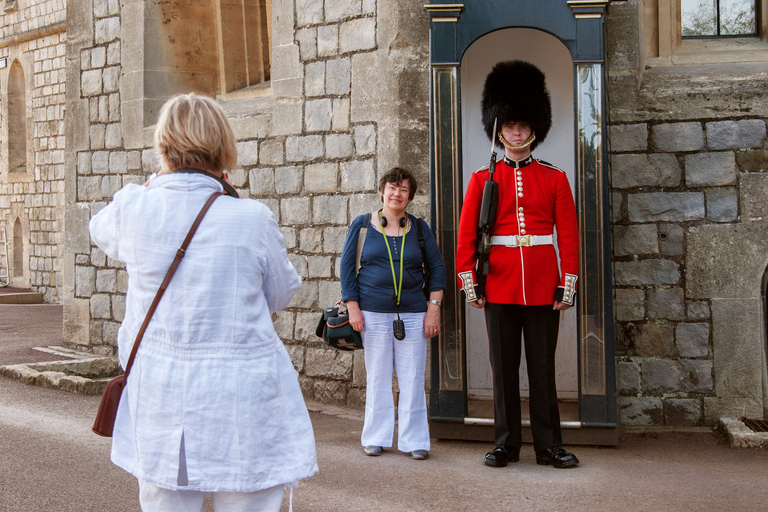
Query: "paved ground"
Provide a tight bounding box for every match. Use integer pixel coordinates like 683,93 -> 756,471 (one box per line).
1,303 -> 768,511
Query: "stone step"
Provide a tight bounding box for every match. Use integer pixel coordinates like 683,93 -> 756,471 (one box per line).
0,292 -> 44,304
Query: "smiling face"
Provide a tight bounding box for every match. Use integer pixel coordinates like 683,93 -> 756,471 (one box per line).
381,179 -> 411,216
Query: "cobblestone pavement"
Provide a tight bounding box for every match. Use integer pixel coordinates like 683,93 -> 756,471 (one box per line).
1,303 -> 768,511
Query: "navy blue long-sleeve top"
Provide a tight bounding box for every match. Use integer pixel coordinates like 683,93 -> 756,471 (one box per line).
340,213 -> 447,313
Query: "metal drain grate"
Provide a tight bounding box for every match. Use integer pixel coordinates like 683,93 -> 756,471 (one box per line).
740,417 -> 768,433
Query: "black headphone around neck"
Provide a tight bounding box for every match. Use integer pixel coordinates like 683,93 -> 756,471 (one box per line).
379,210 -> 407,228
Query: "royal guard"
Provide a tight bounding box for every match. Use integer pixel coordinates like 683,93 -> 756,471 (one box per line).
456,60 -> 580,468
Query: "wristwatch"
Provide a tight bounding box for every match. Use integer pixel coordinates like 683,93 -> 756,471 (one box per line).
427,299 -> 442,307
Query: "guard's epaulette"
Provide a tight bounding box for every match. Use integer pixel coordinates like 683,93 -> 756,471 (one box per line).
536,159 -> 564,172
474,163 -> 491,173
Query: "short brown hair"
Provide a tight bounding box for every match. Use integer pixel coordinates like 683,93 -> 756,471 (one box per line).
378,167 -> 418,201
154,93 -> 238,173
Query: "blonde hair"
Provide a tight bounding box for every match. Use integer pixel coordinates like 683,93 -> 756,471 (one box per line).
154,93 -> 237,173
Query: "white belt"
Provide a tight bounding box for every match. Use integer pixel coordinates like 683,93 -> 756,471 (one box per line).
490,234 -> 554,247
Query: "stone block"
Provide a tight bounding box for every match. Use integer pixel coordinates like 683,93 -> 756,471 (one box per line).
676,323 -> 709,358
615,289 -> 645,321
90,294 -> 111,319
305,347 -> 353,380
281,197 -> 311,224
685,152 -> 737,187
318,281 -> 342,302
249,168 -> 275,196
349,193 -> 381,218
272,101 -> 303,136
711,298 -> 763,398
612,191 -> 624,223
273,310 -> 295,340
339,18 -> 376,53
105,124 -> 122,148
281,227 -> 297,250
90,124 -> 106,149
284,344 -> 305,373
103,66 -> 119,93
642,359 -> 685,394
304,61 -> 325,98
275,166 -> 303,194
81,69 -> 102,96
740,172 -> 768,220
736,148 -> 768,171
686,300 -> 710,320
664,398 -> 702,426
112,295 -> 125,322
633,322 -> 676,358
323,226 -> 349,254
77,176 -> 102,201
299,227 -> 323,253
610,124 -> 647,152
237,141 -> 259,167
347,387 -> 366,410
617,361 -> 640,395
286,135 -> 323,162
305,163 -> 338,193
75,265 -> 96,297
326,134 -> 353,159
95,269 -> 117,293
94,16 -> 119,44
290,280 -> 317,308
296,28 -> 317,60
295,311 -> 319,342
681,360 -> 713,393
615,259 -> 680,286
305,99 -> 333,132
341,159 -> 375,192
613,224 -> 658,256
658,224 -> 684,256
628,192 -> 705,222
326,57 -> 351,96
288,254 -> 308,278
355,124 -> 376,155
611,154 -> 681,189
109,151 -> 127,173
313,379 -> 348,406
313,196 -> 348,225
332,98 -> 350,132
326,0 -> 361,21
706,119 -> 766,150
296,0 -> 323,26
651,122 -> 704,152
703,397 -> 763,426
619,397 -> 663,426
308,255 -> 332,278
259,140 -> 284,166
317,25 -> 339,57
646,287 -> 685,320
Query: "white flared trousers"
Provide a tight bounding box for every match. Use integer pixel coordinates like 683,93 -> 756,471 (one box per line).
360,311 -> 430,453
138,480 -> 284,512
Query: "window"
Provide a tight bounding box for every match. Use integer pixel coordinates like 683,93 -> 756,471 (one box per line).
12,217 -> 22,278
217,0 -> 272,95
681,0 -> 757,37
7,60 -> 28,175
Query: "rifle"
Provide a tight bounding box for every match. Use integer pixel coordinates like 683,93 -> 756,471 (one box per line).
475,118 -> 499,299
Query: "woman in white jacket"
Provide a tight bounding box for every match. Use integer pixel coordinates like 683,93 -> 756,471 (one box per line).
90,93 -> 317,512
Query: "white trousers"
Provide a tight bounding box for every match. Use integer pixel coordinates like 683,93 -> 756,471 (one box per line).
138,480 -> 284,512
360,311 -> 430,453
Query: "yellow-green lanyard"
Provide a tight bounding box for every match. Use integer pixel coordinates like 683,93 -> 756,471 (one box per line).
380,217 -> 406,307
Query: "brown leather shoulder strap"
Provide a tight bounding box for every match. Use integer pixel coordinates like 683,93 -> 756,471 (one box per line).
122,192 -> 223,377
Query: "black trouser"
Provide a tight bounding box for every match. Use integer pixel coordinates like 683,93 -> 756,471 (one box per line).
485,303 -> 562,452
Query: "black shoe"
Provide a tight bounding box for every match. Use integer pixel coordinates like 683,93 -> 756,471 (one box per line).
483,445 -> 520,467
535,446 -> 579,468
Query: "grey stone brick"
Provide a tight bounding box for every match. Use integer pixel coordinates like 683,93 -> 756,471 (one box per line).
676,322 -> 709,358
306,99 -> 333,132
685,152 -> 737,187
286,135 -> 323,162
101,175 -> 122,199
681,360 -> 713,393
706,119 -> 766,150
296,28 -> 317,61
91,47 -> 106,68
296,0 -> 323,26
92,151 -> 109,174
341,159 -> 376,192
355,124 -> 376,156
275,166 -> 303,194
686,301 -> 710,320
77,152 -> 91,175
611,154 -> 681,189
305,347 -> 353,380
613,224 -> 658,256
290,280 -> 318,308
91,248 -> 107,267
615,289 -> 645,321
94,17 -> 120,44
259,140 -> 284,166
103,321 -> 120,345
318,280 -> 342,302
107,41 -> 120,65
326,58 -> 351,96
81,69 -> 102,96
642,359 -> 685,394
284,344 -> 305,372
280,227 -> 297,250
325,0 -> 361,21
308,255 -> 332,278
619,397 -> 663,426
659,224 -> 684,256
323,227 -> 349,253
664,398 -> 702,426
339,18 -> 376,53
300,228 -> 324,253
317,25 -> 339,57
332,98 -> 350,132
615,259 -> 680,286
288,254 -> 308,278
75,266 -> 96,297
617,361 -> 641,395
90,294 -> 112,319
117,270 -> 128,293
362,0 -> 375,14
281,197 -> 311,224
249,168 -> 275,196
305,163 -> 338,193
705,188 -> 738,222
314,379 -> 348,405
112,295 -> 126,322
740,172 -> 768,220
305,61 -> 325,97
237,140 -> 259,167
105,124 -> 122,148
646,287 -> 685,320
109,151 -> 127,173
651,122 -> 704,152
227,169 -> 248,188
77,176 -> 102,201
628,192 -> 705,222
612,191 -> 623,223
89,124 -> 105,149
633,322 -> 676,358
273,311 -> 295,340
610,124 -> 647,152
326,134 -> 353,159
313,195 -> 349,225
103,66 -> 119,93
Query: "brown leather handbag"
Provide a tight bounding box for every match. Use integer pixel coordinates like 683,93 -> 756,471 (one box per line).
92,192 -> 223,437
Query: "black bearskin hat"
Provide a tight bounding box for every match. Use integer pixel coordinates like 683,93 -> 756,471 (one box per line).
481,60 -> 552,151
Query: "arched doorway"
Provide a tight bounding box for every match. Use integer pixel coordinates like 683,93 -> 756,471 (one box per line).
13,217 -> 23,278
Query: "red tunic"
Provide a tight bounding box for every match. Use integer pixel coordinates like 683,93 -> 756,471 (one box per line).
456,155 -> 579,305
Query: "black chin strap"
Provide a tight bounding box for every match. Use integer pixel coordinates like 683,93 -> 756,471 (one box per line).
174,168 -> 240,198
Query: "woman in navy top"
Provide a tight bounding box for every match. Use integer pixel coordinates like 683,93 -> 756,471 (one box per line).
340,167 -> 446,460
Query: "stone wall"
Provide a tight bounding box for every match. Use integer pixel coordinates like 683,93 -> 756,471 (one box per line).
607,0 -> 768,426
0,0 -> 66,300
61,0 -> 430,408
